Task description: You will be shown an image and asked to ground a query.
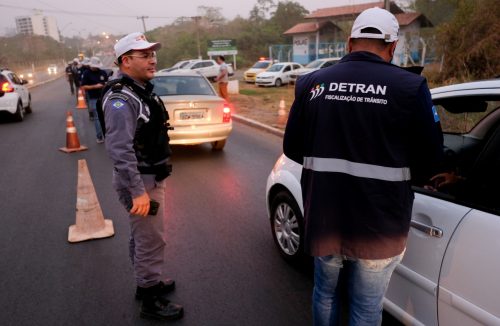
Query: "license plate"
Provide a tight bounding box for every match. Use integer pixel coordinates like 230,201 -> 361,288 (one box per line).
180,111 -> 204,120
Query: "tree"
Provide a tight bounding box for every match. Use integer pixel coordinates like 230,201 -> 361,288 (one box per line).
414,0 -> 460,26
270,1 -> 309,36
438,0 -> 500,80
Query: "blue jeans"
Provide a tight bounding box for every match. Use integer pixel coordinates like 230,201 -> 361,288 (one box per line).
313,252 -> 404,326
87,98 -> 103,140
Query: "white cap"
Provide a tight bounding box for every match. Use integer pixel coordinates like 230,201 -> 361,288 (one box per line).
81,57 -> 91,66
114,32 -> 161,59
90,56 -> 103,68
350,7 -> 399,43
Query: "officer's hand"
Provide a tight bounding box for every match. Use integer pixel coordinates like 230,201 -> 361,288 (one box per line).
131,192 -> 150,217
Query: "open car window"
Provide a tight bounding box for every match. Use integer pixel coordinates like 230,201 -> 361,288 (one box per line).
413,94 -> 500,214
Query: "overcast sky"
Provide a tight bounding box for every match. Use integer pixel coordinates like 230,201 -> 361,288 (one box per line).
0,0 -> 378,38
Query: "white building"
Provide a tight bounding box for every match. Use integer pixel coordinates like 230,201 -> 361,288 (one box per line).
15,13 -> 60,42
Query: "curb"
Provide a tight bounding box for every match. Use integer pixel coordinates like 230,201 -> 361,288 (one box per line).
232,114 -> 285,138
27,75 -> 64,89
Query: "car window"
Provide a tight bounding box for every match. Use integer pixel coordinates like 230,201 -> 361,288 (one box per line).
192,63 -> 203,69
293,64 -> 301,70
252,61 -> 270,69
322,61 -> 336,68
9,73 -> 21,85
305,60 -> 323,69
267,64 -> 283,72
152,76 -> 216,96
204,62 -> 213,67
283,66 -> 291,72
413,100 -> 500,215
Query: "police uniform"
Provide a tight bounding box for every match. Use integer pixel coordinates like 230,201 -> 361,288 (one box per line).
102,71 -> 172,288
284,51 -> 443,259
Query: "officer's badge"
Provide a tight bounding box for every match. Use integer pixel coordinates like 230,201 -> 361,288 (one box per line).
112,100 -> 125,109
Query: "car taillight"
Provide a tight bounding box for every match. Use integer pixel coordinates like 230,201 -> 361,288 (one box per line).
1,82 -> 14,92
223,105 -> 231,123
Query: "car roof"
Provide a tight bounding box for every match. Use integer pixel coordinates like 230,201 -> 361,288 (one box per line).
271,62 -> 301,66
431,79 -> 500,99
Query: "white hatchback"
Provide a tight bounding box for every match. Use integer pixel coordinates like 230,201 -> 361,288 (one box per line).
0,68 -> 32,121
255,62 -> 303,87
266,79 -> 500,325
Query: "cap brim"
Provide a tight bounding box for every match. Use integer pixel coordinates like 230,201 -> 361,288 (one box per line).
131,41 -> 161,52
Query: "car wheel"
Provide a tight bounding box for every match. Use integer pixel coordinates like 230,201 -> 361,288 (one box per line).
211,139 -> 226,151
275,78 -> 282,87
270,190 -> 304,262
13,101 -> 24,122
25,95 -> 32,114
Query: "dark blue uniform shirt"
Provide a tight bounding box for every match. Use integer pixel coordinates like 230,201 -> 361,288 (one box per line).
81,68 -> 108,99
284,51 -> 443,259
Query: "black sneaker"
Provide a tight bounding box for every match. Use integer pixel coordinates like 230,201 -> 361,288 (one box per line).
140,297 -> 184,321
135,279 -> 175,300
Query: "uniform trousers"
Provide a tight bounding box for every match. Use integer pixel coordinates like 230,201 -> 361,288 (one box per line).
115,173 -> 167,288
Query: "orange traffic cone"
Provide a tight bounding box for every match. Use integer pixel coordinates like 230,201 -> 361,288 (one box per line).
68,159 -> 114,243
278,97 -> 286,116
59,111 -> 88,153
76,89 -> 87,109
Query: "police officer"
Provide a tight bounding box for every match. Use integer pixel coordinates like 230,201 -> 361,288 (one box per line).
65,61 -> 74,95
283,8 -> 443,325
101,32 -> 183,321
80,57 -> 107,143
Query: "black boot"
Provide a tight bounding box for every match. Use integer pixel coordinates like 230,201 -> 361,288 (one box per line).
136,279 -> 175,300
140,283 -> 184,321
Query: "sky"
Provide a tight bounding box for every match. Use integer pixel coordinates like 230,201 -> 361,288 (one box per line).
0,0 -> 379,38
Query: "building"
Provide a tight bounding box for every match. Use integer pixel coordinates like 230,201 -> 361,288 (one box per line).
15,12 -> 60,42
284,1 -> 432,66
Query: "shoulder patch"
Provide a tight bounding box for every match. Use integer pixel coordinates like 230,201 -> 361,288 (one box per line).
112,100 -> 126,109
432,105 -> 440,122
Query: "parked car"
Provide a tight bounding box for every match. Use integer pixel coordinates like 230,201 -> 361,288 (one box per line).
0,68 -> 32,121
159,59 -> 198,73
266,79 -> 500,325
288,57 -> 341,84
255,62 -> 303,87
243,59 -> 273,83
151,70 -> 232,150
47,64 -> 57,75
178,59 -> 234,82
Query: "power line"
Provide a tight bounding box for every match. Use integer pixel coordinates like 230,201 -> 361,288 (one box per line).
0,4 -> 176,19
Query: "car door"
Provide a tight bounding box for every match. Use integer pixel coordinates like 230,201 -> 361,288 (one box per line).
384,191 -> 470,326
9,73 -> 28,107
282,65 -> 292,83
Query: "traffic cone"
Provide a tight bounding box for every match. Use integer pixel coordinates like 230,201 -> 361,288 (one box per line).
76,89 -> 87,109
68,159 -> 114,243
59,111 -> 88,153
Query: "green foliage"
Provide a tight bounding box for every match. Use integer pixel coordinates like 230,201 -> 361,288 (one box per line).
414,0 -> 460,25
437,0 -> 500,81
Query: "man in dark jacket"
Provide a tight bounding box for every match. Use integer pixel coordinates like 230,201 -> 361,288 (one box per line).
283,7 -> 443,325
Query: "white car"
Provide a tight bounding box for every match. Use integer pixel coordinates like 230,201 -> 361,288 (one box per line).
47,64 -> 57,75
159,59 -> 198,73
288,58 -> 341,84
0,68 -> 32,121
266,79 -> 500,325
178,59 -> 234,82
152,70 -> 232,150
255,62 -> 303,87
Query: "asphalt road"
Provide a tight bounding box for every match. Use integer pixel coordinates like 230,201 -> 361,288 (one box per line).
0,77 -> 313,325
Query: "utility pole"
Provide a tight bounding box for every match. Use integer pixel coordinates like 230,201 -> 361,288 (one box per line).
385,0 -> 390,10
191,16 -> 202,59
137,16 -> 149,33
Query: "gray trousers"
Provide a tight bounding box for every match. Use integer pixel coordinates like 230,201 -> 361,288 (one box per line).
115,173 -> 167,288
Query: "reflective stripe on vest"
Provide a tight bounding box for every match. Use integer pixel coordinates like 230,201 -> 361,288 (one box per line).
303,157 -> 411,182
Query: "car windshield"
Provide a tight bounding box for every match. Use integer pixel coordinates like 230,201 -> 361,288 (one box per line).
252,61 -> 269,69
267,64 -> 283,72
152,75 -> 215,96
305,60 -> 324,68
178,61 -> 192,68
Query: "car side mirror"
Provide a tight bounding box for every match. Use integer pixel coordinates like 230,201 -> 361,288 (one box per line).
21,79 -> 28,85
